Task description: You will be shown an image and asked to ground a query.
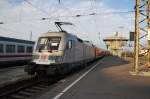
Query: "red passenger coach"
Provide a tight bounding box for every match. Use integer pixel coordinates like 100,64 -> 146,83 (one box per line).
0,36 -> 35,68
95,47 -> 110,58
95,47 -> 101,58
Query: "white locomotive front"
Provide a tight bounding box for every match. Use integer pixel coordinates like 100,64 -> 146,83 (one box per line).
33,32 -> 65,65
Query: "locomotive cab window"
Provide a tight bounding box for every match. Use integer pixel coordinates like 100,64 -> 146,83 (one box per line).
0,44 -> 4,53
36,37 -> 61,51
47,38 -> 60,50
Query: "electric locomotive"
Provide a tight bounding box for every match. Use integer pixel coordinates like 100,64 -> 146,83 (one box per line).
25,22 -> 107,76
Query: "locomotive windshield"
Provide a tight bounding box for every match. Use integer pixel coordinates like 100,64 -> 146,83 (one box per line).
36,37 -> 61,51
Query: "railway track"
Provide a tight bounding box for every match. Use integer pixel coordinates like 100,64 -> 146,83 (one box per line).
0,75 -> 58,99
0,66 -> 90,99
0,58 -> 102,99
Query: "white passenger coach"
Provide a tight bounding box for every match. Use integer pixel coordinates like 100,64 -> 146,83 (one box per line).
0,36 -> 35,67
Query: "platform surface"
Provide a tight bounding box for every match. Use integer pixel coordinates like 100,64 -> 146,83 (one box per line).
36,56 -> 150,99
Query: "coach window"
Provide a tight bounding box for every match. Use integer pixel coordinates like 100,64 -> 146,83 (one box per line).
26,46 -> 33,53
17,46 -> 25,53
6,45 -> 15,53
0,44 -> 3,53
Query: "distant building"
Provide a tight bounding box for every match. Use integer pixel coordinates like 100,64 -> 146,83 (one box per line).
103,32 -> 128,57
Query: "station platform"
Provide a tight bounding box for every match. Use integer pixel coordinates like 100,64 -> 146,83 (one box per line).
36,56 -> 150,99
0,66 -> 31,87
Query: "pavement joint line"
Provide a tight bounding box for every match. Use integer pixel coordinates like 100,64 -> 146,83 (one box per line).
53,61 -> 100,99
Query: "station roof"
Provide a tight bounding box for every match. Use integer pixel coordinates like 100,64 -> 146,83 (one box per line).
103,36 -> 128,41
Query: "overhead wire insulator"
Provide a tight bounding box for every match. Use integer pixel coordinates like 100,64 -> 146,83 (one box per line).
89,13 -> 96,15
42,18 -> 46,20
76,15 -> 81,17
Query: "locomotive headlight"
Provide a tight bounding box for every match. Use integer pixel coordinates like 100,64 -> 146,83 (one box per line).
49,56 -> 55,60
55,56 -> 62,62
48,56 -> 62,63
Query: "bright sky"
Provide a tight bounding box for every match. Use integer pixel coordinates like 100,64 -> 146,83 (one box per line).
0,0 -> 135,48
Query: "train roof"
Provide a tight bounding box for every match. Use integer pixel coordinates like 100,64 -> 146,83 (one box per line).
40,32 -> 94,46
0,36 -> 35,44
103,37 -> 128,41
40,31 -> 77,39
40,31 -> 66,37
84,41 -> 94,47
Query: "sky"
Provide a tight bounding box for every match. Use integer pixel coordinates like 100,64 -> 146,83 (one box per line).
0,0 -> 135,48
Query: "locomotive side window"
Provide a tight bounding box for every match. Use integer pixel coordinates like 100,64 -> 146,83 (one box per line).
17,46 -> 25,53
37,38 -> 48,50
0,44 -> 3,53
26,46 -> 33,53
47,37 -> 61,50
67,40 -> 72,49
6,45 -> 15,53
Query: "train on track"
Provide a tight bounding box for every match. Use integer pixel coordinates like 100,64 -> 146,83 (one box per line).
0,36 -> 34,68
25,22 -> 110,76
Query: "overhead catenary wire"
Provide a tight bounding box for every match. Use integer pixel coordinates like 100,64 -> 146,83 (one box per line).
0,0 -> 135,22
1,0 -> 51,24
23,0 -> 50,16
0,1 -> 135,35
42,10 -> 135,20
2,10 -> 135,24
